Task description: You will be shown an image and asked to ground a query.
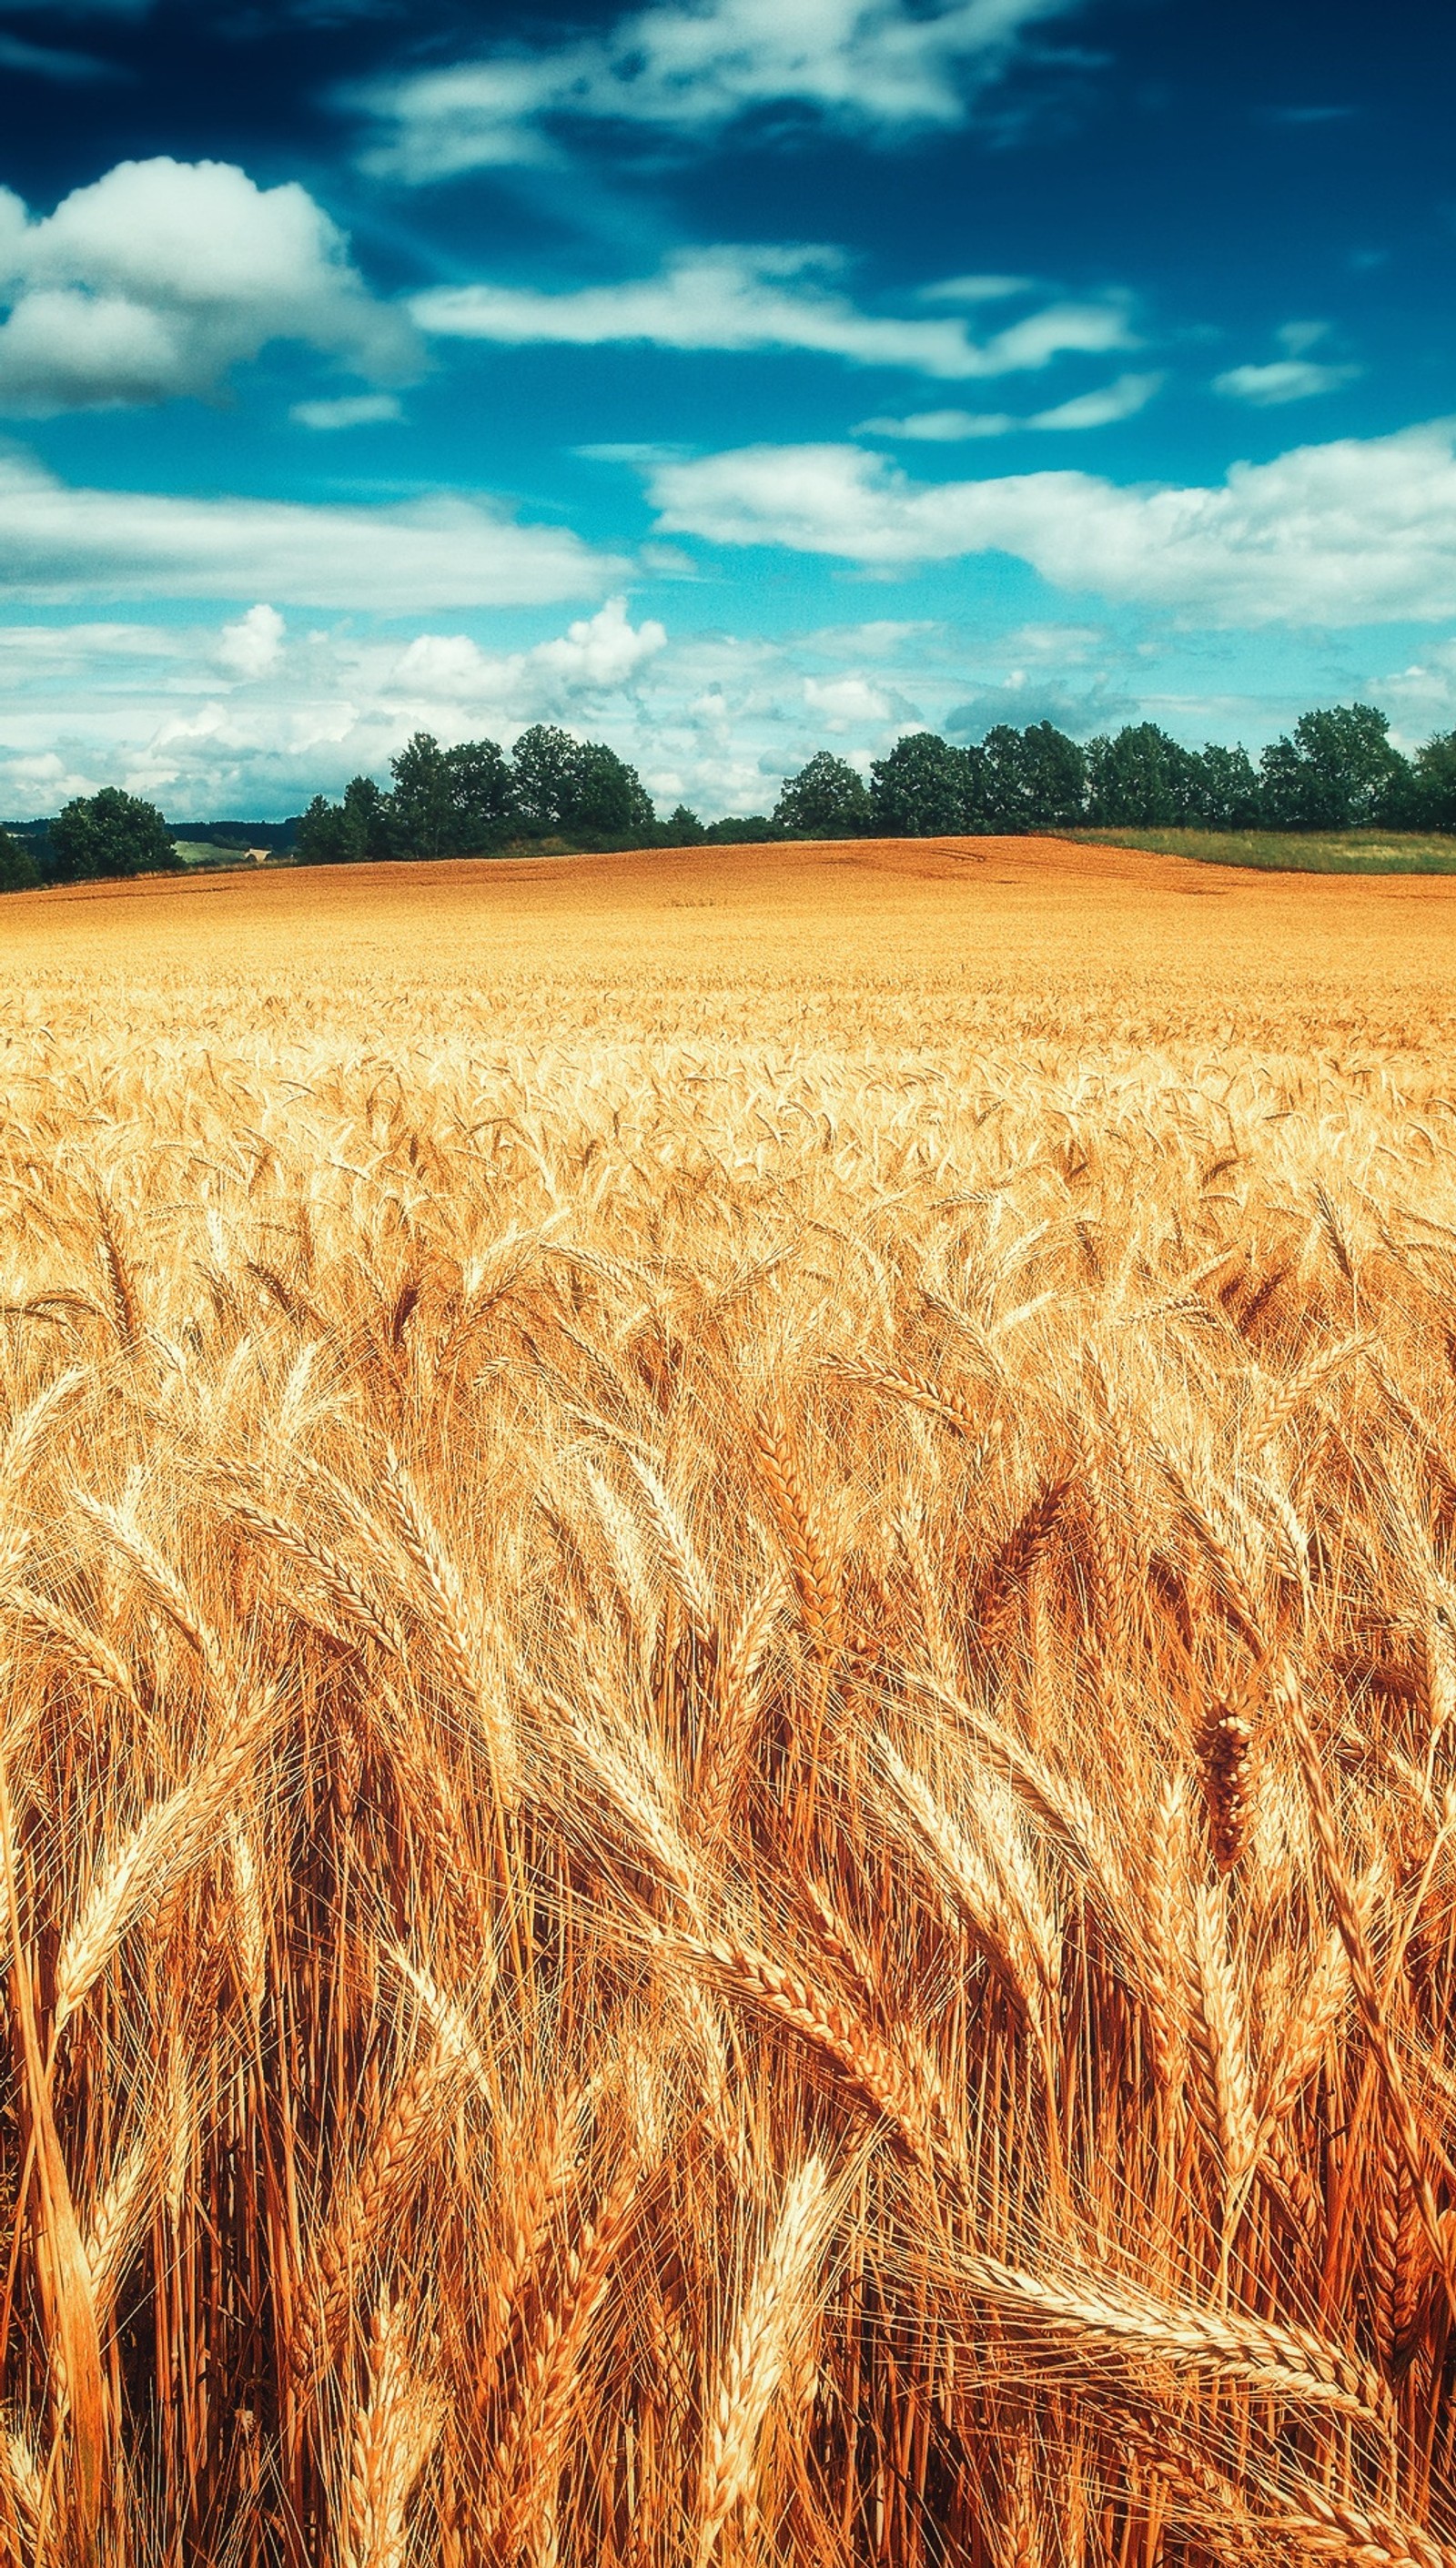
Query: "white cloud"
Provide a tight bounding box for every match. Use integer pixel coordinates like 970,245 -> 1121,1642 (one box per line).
1028,369 -> 1162,429
0,157 -> 415,413
859,370 -> 1161,439
1214,358 -> 1360,406
215,603 -> 286,678
856,408 -> 1016,438
803,672 -> 896,727
1214,318 -> 1360,408
387,598 -> 666,708
917,273 -> 1035,304
642,420 -> 1456,625
0,595 -> 680,814
290,391 -> 404,429
0,447 -> 622,609
415,247 -> 1131,381
360,0 -> 1092,180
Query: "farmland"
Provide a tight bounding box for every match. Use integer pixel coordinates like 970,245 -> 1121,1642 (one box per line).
1,835 -> 1455,2568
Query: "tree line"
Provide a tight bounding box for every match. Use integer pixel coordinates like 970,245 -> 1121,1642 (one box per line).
5,701 -> 1456,891
773,703 -> 1456,839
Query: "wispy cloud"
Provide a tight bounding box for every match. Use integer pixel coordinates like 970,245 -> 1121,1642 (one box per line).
1213,318 -> 1360,407
290,390 -> 404,428
855,408 -> 1016,438
359,0 -> 1094,181
414,247 -> 1132,381
640,420 -> 1456,625
0,157 -> 417,413
0,446 -> 622,607
856,371 -> 1161,438
916,272 -> 1034,303
1028,369 -> 1162,428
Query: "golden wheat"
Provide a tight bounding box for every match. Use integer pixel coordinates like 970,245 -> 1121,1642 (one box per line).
0,840 -> 1454,2563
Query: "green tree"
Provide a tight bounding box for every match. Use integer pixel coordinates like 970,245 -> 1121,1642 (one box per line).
774,750 -> 872,837
665,804 -> 708,844
447,739 -> 516,849
973,723 -> 1086,830
510,724 -> 584,830
389,733 -> 459,858
1190,743 -> 1260,828
339,774 -> 391,860
294,794 -> 351,864
508,724 -> 654,844
1016,722 -> 1087,828
567,741 -> 656,841
1259,703 -> 1409,828
0,831 -> 41,892
48,787 -> 177,884
869,732 -> 976,835
1413,730 -> 1456,831
703,814 -> 782,843
1086,724 -> 1200,827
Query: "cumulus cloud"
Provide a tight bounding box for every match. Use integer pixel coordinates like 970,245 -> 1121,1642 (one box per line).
859,370 -> 1161,438
0,447 -> 622,608
1360,644 -> 1456,745
360,0 -> 1092,180
387,598 -> 667,709
215,603 -> 286,678
802,672 -> 901,727
0,596 -> 676,812
642,420 -> 1456,625
945,673 -> 1138,736
0,599 -> 1132,822
0,157 -> 416,413
416,248 -> 1131,381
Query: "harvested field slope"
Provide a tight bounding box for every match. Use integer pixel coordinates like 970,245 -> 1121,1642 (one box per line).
1,838 -> 1455,2568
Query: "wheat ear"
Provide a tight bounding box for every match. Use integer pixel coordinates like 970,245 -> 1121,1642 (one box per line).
697,2157 -> 834,2566
1279,1662 -> 1453,2295
961,2254 -> 1390,2423
751,1413 -> 843,1661
682,1932 -> 949,2183
52,1678 -> 278,2037
340,2294 -> 441,2568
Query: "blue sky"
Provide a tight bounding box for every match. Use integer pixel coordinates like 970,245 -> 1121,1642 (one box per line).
0,0 -> 1453,818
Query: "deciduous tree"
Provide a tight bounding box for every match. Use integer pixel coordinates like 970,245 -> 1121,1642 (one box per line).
774,751 -> 872,837
48,788 -> 177,883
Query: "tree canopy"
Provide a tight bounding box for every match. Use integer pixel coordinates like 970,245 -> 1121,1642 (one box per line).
774,750 -> 873,837
765,705 -> 1455,841
47,789 -> 177,884
0,832 -> 41,893
297,724 -> 659,863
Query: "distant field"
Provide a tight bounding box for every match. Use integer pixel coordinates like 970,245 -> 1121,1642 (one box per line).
3,835 -> 1455,2567
6,829 -> 1456,1060
1072,822 -> 1456,872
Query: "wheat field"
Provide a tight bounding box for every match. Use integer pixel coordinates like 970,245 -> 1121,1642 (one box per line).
2,837 -> 1456,2567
